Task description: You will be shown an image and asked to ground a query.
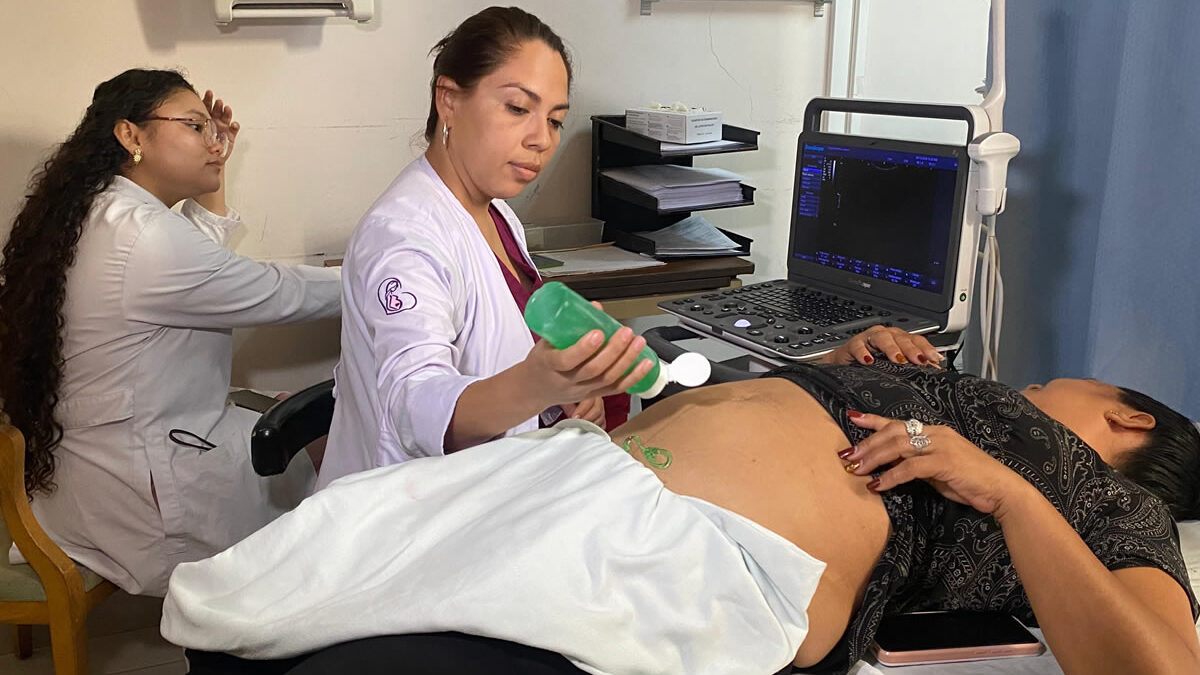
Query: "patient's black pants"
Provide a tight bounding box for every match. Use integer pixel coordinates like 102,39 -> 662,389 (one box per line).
185,631 -> 801,674
184,632 -> 587,674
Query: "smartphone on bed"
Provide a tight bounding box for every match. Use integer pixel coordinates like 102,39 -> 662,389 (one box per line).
873,610 -> 1045,666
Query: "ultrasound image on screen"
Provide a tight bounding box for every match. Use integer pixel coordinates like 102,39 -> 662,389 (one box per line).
792,144 -> 958,294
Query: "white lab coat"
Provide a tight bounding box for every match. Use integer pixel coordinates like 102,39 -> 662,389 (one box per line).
18,176 -> 342,596
318,156 -> 541,488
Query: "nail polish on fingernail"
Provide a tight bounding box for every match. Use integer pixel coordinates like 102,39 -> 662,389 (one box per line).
843,461 -> 861,473
847,410 -> 864,419
917,355 -> 928,364
896,354 -> 908,364
866,479 -> 881,491
837,446 -> 855,459
863,354 -> 875,364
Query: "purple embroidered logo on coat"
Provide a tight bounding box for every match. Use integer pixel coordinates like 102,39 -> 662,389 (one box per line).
377,278 -> 417,315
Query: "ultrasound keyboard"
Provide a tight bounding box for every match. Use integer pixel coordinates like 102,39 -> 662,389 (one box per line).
658,280 -> 939,361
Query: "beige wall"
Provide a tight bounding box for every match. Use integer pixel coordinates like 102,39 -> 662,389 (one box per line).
843,0 -> 990,144
0,0 -> 830,390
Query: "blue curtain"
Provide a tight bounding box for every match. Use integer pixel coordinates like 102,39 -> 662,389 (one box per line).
998,1 -> 1199,418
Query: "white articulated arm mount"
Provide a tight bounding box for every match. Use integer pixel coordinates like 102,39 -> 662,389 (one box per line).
969,132 -> 1021,217
969,0 -> 1021,218
970,0 -> 1019,381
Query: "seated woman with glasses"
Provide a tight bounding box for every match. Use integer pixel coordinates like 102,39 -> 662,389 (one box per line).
0,68 -> 342,596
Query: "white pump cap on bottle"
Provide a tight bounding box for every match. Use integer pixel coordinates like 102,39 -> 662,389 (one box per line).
635,352 -> 712,399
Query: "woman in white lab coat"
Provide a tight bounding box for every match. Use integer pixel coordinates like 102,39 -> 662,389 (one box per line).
318,7 -> 652,486
0,69 -> 342,596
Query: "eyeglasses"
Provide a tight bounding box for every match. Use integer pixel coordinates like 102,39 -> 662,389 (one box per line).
143,116 -> 227,148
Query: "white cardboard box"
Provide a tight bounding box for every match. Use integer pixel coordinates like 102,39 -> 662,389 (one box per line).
625,108 -> 650,136
625,107 -> 723,144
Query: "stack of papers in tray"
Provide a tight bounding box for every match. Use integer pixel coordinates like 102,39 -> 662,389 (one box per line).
537,244 -> 666,278
600,165 -> 747,210
639,214 -> 745,257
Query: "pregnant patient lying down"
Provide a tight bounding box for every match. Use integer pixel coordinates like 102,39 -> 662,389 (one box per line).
163,327 -> 1200,675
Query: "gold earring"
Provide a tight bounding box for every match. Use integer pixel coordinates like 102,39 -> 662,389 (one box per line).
132,147 -> 142,165
442,123 -> 449,147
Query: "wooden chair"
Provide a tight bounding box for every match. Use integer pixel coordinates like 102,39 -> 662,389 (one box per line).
0,421 -> 117,673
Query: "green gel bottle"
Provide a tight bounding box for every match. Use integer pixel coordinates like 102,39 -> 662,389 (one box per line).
526,281 -> 704,398
525,282 -> 666,397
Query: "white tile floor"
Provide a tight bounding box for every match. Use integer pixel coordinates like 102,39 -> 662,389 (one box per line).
1,592 -> 186,674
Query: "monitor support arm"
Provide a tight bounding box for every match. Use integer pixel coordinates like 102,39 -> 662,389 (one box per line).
970,0 -> 1018,381
969,0 -> 1020,218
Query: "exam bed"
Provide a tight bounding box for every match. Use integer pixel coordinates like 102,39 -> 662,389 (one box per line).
182,338 -> 1200,675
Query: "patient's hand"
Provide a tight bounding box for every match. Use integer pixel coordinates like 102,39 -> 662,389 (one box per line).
821,325 -> 943,368
843,411 -> 1032,516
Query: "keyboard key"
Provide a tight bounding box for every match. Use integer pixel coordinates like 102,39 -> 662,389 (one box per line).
732,317 -> 768,329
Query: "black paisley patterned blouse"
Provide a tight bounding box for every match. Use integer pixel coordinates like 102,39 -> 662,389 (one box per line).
765,361 -> 1198,673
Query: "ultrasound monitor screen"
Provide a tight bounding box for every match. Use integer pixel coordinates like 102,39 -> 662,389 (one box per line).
792,143 -> 959,294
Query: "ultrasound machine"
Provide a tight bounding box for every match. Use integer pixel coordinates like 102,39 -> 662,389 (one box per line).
646,97 -> 1019,375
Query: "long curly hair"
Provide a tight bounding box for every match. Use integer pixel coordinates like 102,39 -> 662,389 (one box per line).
0,69 -> 195,496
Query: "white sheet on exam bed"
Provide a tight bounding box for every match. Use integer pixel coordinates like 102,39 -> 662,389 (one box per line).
162,422 -> 826,674
848,519 -> 1200,674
